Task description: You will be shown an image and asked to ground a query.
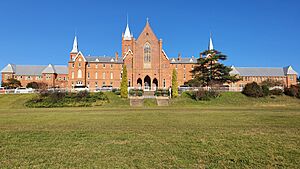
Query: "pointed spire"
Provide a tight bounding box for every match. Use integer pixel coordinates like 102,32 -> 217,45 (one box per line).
71,36 -> 78,53
123,15 -> 132,40
209,32 -> 214,51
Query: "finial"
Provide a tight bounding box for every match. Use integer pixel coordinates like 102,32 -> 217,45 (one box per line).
146,17 -> 149,23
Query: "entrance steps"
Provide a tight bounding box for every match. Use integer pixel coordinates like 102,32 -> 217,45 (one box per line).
130,97 -> 144,107
143,91 -> 156,98
156,97 -> 169,106
129,96 -> 169,106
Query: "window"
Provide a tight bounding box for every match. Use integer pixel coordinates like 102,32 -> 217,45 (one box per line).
95,82 -> 98,88
290,76 -> 294,81
163,79 -> 166,88
120,72 -> 122,79
96,64 -> 98,68
144,43 -> 151,63
46,74 -> 51,80
184,73 -> 186,79
128,79 -> 131,87
72,63 -> 74,68
103,72 -> 105,79
95,72 -> 98,79
110,72 -> 113,79
78,69 -> 82,78
103,64 -> 106,68
87,63 -> 90,68
102,81 -> 106,86
87,72 -> 90,79
71,72 -> 74,79
184,65 -> 186,69
78,63 -> 81,67
110,64 -> 113,69
176,65 -> 178,69
110,82 -> 113,85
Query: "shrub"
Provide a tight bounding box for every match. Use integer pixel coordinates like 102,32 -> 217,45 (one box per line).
129,89 -> 143,97
25,91 -> 108,108
242,82 -> 264,98
171,69 -> 178,98
191,90 -> 220,101
284,85 -> 300,98
269,89 -> 283,96
155,89 -> 169,97
261,85 -> 270,96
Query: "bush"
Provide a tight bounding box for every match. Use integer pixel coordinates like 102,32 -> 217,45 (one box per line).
269,89 -> 283,96
155,89 -> 170,97
284,85 -> 300,98
242,82 -> 264,98
25,91 -> 108,108
129,89 -> 143,97
261,85 -> 270,96
191,90 -> 220,101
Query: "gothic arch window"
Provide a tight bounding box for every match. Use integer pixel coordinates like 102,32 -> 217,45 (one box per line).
144,43 -> 151,63
77,69 -> 82,78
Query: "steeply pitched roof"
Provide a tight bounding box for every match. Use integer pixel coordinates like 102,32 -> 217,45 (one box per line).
85,56 -> 123,63
230,66 -> 298,76
1,64 -> 68,75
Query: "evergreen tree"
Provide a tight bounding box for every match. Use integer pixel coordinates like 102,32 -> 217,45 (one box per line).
188,49 -> 239,87
171,69 -> 178,98
120,65 -> 128,98
1,78 -> 21,89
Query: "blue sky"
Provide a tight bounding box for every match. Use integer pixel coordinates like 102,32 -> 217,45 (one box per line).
0,0 -> 299,74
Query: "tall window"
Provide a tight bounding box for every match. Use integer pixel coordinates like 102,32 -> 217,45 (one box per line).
95,72 -> 98,79
78,69 -> 82,78
144,43 -> 151,63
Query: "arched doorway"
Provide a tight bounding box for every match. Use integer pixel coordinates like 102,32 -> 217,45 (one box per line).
137,78 -> 142,89
153,78 -> 158,90
144,75 -> 151,91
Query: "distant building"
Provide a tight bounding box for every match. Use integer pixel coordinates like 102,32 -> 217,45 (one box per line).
1,64 -> 68,88
229,66 -> 298,88
1,19 -> 298,90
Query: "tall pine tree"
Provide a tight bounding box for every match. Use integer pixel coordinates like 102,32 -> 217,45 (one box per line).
188,49 -> 239,87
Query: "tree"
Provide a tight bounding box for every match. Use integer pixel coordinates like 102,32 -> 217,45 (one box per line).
120,65 -> 128,98
1,78 -> 21,89
26,82 -> 48,89
171,69 -> 178,98
260,79 -> 284,87
242,82 -> 264,98
188,50 -> 239,87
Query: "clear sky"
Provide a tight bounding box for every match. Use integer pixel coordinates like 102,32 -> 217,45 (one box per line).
0,0 -> 299,74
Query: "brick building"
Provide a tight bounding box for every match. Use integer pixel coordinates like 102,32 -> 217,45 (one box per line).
1,19 -> 298,90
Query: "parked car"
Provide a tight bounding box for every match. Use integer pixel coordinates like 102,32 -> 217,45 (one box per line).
96,85 -> 113,92
14,87 -> 34,94
0,87 -> 5,94
73,85 -> 90,92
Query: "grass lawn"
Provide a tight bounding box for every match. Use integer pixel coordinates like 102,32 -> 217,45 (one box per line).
0,93 -> 299,168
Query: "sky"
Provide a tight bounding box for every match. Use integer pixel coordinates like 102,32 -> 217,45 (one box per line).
0,0 -> 299,75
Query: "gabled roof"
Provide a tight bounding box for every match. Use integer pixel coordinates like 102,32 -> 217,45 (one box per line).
230,66 -> 298,76
72,51 -> 86,62
1,64 -> 68,75
284,66 -> 298,75
1,64 -> 16,73
170,57 -> 197,64
42,64 -> 56,74
85,56 -> 123,63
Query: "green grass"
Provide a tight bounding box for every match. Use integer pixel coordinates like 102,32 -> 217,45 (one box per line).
0,93 -> 299,168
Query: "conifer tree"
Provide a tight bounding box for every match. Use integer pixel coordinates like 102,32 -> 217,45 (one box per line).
120,65 -> 128,98
171,69 -> 178,98
188,50 -> 239,87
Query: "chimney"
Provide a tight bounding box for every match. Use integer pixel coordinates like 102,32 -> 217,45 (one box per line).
115,52 -> 119,60
200,53 -> 203,58
178,53 -> 181,61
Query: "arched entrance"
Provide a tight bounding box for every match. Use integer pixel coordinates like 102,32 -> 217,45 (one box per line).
153,78 -> 158,90
144,75 -> 151,91
137,78 -> 142,89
